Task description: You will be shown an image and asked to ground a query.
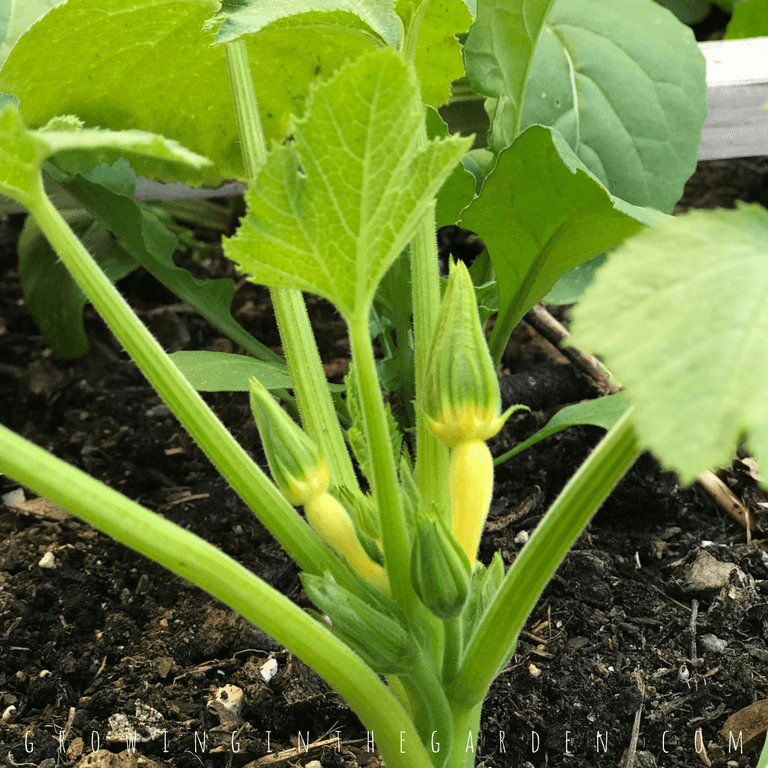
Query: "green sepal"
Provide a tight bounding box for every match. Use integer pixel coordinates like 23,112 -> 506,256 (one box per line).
461,551 -> 504,647
248,376 -> 321,503
398,452 -> 422,532
332,486 -> 383,563
410,510 -> 472,620
301,572 -> 418,674
345,363 -> 402,483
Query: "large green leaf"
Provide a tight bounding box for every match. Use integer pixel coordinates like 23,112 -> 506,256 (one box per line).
0,104 -> 210,208
569,204 -> 768,486
0,0 -> 65,68
224,49 -> 471,322
725,0 -> 768,38
467,0 -> 707,213
0,0 -> 362,185
212,0 -> 403,48
463,0 -> 557,145
460,125 -> 663,361
0,0 -> 467,190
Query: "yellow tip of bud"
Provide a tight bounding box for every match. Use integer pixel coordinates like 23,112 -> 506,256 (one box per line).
428,403 -> 506,448
284,460 -> 330,506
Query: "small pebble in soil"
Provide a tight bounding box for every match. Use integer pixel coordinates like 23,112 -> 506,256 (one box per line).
700,633 -> 728,653
1,487 -> 24,506
207,684 -> 244,730
38,551 -> 55,569
106,702 -> 165,743
261,656 -> 279,682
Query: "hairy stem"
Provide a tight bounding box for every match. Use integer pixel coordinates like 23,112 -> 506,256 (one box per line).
224,39 -> 358,491
0,423 -> 436,768
411,199 -> 450,518
26,186 -> 346,582
348,312 -> 414,608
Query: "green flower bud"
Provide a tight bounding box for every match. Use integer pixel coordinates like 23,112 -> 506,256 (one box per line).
249,377 -> 323,505
250,377 -> 388,591
410,512 -> 471,620
424,260 -> 506,448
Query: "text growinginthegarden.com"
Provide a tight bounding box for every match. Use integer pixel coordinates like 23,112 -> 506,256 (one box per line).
18,726 -> 752,761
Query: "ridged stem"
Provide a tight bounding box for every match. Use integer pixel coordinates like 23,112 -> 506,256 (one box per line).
224,39 -> 358,491
0,423 -> 435,768
26,186 -> 345,581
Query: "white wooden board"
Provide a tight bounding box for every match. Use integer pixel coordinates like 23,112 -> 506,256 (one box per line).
699,36 -> 768,160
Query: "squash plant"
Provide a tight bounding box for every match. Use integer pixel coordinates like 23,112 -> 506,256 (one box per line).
2,0 -> 763,766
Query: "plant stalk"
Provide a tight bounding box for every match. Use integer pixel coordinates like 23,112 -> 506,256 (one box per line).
442,614 -> 463,684
451,702 -> 483,768
224,39 -> 358,492
400,658 -> 455,767
0,423 -> 436,768
411,198 -> 450,517
448,409 -> 641,706
348,312 -> 414,608
25,185 -> 347,583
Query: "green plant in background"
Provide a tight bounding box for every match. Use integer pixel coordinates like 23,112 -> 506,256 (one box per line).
654,0 -> 731,25
2,0 -> 765,764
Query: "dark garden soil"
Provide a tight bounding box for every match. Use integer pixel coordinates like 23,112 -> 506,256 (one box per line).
1,155 -> 768,768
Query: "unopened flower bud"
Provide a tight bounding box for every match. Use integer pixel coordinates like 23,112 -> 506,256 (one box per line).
424,260 -> 511,448
249,377 -> 323,505
250,377 -> 388,591
410,512 -> 471,620
421,263 -> 527,564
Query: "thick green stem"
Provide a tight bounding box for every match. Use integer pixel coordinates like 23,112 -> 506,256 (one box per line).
411,201 -> 450,517
450,702 -> 483,768
442,614 -> 463,685
26,187 -> 346,582
400,659 -> 455,767
0,424 -> 436,768
449,410 -> 641,706
348,312 -> 413,608
224,40 -> 268,169
224,39 -> 358,492
272,287 -> 359,491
